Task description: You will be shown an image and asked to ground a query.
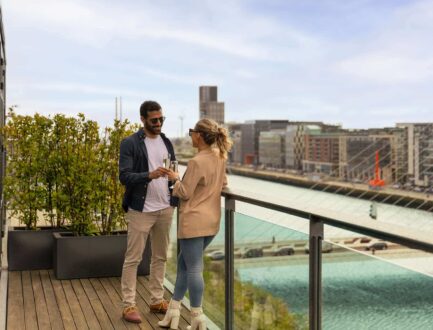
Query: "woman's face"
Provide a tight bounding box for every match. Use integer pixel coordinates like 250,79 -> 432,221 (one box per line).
191,131 -> 200,148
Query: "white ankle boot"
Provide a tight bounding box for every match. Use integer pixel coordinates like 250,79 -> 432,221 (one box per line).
186,307 -> 206,330
158,299 -> 181,329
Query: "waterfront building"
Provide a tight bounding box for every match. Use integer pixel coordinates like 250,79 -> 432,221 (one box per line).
303,130 -> 341,177
199,86 -> 225,124
258,130 -> 286,167
239,122 -> 255,164
230,119 -> 340,167
338,128 -> 407,183
238,120 -> 290,165
285,124 -> 323,170
389,127 -> 409,184
228,120 -> 290,165
397,123 -> 433,187
227,122 -> 243,164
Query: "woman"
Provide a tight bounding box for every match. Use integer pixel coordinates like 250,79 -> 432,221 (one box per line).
158,118 -> 232,330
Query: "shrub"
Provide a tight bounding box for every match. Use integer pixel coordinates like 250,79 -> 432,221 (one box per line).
1,109 -> 137,234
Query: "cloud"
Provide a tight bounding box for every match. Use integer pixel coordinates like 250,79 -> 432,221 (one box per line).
6,0 -> 115,47
12,81 -> 144,98
334,0 -> 433,84
138,67 -> 223,86
6,0 -> 320,61
5,0 -> 433,130
337,53 -> 433,84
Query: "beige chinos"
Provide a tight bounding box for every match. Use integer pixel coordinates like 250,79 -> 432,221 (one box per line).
121,207 -> 174,307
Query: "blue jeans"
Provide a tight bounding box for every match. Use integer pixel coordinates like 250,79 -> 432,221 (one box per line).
172,236 -> 214,307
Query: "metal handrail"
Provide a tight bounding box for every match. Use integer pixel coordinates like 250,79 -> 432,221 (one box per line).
221,186 -> 433,330
222,187 -> 433,253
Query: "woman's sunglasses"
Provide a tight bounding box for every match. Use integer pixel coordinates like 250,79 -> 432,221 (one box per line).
189,128 -> 201,136
149,116 -> 166,124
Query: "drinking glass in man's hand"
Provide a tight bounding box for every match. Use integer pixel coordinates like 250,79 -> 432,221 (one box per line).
163,154 -> 171,169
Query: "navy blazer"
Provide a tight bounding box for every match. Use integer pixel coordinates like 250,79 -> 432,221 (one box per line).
119,129 -> 178,212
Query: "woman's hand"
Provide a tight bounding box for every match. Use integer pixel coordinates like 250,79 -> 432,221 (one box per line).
158,167 -> 180,182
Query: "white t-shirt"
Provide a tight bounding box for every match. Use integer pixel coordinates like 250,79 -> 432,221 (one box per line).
142,135 -> 171,212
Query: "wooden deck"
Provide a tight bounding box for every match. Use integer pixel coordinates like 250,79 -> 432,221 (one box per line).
7,270 -> 192,330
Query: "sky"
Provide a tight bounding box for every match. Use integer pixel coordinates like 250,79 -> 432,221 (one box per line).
4,0 -> 433,137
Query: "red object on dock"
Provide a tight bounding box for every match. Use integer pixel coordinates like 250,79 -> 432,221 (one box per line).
244,154 -> 255,165
369,151 -> 385,188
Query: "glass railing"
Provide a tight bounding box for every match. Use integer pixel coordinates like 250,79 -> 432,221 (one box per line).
230,211 -> 309,330
167,209 -> 310,329
322,243 -> 433,330
193,210 -> 311,329
165,208 -> 226,329
165,208 -> 180,286
165,188 -> 433,330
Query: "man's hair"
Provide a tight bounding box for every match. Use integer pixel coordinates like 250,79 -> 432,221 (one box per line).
140,101 -> 161,118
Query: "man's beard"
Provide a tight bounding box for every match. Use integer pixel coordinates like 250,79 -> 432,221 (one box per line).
145,121 -> 161,135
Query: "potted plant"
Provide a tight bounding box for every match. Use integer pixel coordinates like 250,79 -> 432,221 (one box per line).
2,110 -> 154,276
3,110 -> 70,270
53,118 -> 151,279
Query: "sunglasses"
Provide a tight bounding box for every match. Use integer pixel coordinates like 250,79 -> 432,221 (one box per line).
189,128 -> 201,136
149,116 -> 166,124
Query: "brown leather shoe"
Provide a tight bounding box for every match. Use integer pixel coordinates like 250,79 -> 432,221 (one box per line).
149,300 -> 169,314
123,306 -> 142,323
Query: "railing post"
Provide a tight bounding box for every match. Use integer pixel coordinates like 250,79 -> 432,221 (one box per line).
176,208 -> 180,257
309,215 -> 323,330
224,196 -> 235,330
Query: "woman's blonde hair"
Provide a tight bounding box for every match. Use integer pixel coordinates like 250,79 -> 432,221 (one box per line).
195,118 -> 233,159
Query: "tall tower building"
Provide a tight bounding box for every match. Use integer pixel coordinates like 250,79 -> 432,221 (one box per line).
199,86 -> 225,124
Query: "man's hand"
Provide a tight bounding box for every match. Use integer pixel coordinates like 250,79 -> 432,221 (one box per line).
148,169 -> 165,180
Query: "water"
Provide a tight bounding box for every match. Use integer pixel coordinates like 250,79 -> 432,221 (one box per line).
239,257 -> 433,330
225,174 -> 433,238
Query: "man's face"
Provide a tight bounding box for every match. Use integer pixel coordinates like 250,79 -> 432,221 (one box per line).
142,110 -> 165,135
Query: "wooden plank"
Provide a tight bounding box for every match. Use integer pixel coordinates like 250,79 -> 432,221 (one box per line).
80,279 -> 114,330
89,278 -> 128,330
70,279 -> 101,330
110,277 -> 161,329
160,280 -> 191,324
137,276 -> 191,329
21,271 -> 38,330
31,270 -> 51,330
96,278 -> 140,330
135,277 -> 190,330
60,279 -> 89,330
47,271 -> 76,330
0,270 -> 8,330
40,270 -> 65,330
7,271 -> 24,330
100,278 -> 152,330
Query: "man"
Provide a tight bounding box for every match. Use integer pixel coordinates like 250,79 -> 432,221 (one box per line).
119,100 -> 177,323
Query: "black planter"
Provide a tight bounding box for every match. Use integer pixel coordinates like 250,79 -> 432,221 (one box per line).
7,226 -> 68,271
53,231 -> 151,279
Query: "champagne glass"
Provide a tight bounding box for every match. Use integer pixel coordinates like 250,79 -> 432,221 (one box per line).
163,153 -> 171,169
170,160 -> 178,172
